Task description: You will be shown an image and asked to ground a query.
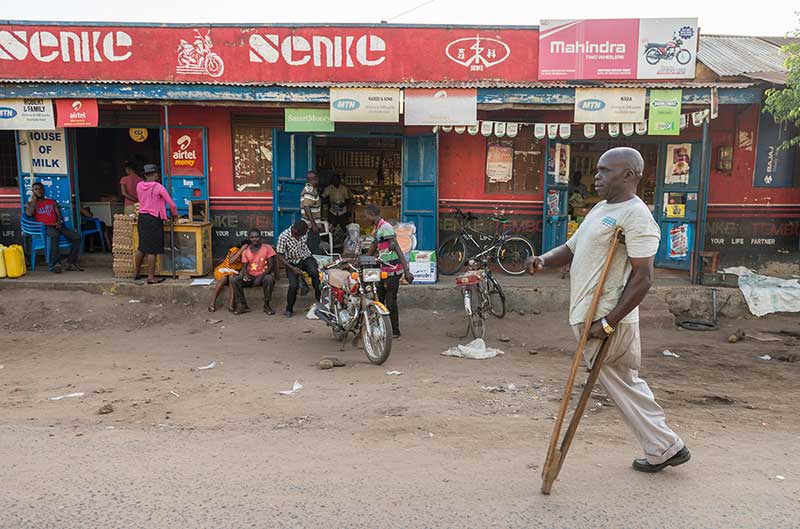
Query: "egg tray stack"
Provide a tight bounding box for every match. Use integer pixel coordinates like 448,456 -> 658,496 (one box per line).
112,214 -> 137,279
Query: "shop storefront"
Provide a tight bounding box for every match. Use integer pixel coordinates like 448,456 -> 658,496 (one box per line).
0,20 -> 797,279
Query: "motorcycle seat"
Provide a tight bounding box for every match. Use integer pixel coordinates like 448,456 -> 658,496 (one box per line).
489,215 -> 510,224
327,268 -> 351,290
645,42 -> 668,49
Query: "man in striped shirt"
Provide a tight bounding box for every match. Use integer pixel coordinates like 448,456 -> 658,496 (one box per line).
300,170 -> 322,255
276,220 -> 321,318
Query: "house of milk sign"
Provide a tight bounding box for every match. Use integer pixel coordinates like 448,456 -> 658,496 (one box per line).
20,129 -> 68,175
169,128 -> 204,177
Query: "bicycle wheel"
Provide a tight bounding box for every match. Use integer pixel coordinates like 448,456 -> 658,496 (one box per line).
486,273 -> 506,318
438,237 -> 467,276
464,288 -> 486,339
497,237 -> 535,275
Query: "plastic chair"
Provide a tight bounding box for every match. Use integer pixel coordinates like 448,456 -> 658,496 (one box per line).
80,217 -> 107,253
317,220 -> 334,256
19,216 -> 73,271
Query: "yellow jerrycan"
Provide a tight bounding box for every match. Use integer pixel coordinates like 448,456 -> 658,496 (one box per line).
5,244 -> 26,278
0,245 -> 7,278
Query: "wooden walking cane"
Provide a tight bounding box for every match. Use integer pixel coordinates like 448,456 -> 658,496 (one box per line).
541,227 -> 624,495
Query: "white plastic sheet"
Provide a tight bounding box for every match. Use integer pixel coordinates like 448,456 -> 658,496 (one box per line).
722,267 -> 800,317
441,338 -> 505,360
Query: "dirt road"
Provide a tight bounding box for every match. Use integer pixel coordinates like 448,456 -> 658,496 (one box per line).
1,288 -> 798,528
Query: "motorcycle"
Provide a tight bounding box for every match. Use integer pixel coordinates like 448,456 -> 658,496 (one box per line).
314,254 -> 393,365
455,257 -> 506,339
177,29 -> 225,78
643,31 -> 692,66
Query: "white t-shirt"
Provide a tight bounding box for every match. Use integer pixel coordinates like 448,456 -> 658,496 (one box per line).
565,196 -> 660,326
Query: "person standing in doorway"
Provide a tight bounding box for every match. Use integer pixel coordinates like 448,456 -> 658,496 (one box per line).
25,182 -> 82,273
134,164 -> 178,284
120,162 -> 144,215
275,220 -> 321,318
364,205 -> 413,339
322,174 -> 352,235
301,170 -> 323,255
526,147 -> 690,473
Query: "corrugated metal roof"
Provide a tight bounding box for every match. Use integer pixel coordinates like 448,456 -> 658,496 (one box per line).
759,36 -> 800,48
698,35 -> 792,77
0,79 -> 757,89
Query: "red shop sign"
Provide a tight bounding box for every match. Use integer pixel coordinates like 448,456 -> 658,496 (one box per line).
169,128 -> 204,177
0,24 -> 539,84
55,98 -> 98,127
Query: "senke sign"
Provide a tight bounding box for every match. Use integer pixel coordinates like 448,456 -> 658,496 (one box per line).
0,23 -> 540,84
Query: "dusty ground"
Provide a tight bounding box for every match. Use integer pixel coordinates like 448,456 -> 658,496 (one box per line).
0,288 -> 799,528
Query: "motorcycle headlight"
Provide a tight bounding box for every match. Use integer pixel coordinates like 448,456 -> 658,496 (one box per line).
362,268 -> 381,283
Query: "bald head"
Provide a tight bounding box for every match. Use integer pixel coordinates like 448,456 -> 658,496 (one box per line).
603,147 -> 644,179
594,147 -> 646,203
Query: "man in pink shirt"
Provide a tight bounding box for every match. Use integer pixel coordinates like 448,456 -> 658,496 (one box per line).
231,228 -> 277,315
119,162 -> 144,214
134,164 -> 178,284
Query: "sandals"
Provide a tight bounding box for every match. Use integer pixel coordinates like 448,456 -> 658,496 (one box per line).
147,278 -> 166,284
208,306 -> 216,313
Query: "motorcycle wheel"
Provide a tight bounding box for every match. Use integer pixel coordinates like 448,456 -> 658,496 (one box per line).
205,54 -> 225,77
486,273 -> 506,319
645,48 -> 661,65
676,49 -> 692,65
438,237 -> 466,276
497,237 -> 535,275
363,305 -> 392,365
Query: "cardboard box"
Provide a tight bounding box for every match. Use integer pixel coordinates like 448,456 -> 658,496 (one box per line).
408,250 -> 437,284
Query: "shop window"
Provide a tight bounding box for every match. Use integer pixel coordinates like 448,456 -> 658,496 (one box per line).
231,120 -> 273,193
485,125 -> 542,194
0,131 -> 18,188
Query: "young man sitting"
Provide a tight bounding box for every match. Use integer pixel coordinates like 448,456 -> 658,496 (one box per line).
275,220 -> 321,318
25,182 -> 82,273
230,229 -> 277,315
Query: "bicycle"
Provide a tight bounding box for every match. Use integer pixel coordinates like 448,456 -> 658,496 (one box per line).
455,256 -> 506,339
438,207 -> 535,276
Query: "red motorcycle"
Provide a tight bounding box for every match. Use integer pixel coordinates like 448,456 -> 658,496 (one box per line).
644,31 -> 692,66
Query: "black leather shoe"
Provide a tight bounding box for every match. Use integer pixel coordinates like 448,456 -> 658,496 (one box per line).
633,446 -> 691,473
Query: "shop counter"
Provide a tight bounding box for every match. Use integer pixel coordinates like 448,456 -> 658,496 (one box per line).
132,220 -> 212,277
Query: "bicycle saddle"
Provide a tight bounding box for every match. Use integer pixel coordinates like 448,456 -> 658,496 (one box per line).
489,215 -> 510,224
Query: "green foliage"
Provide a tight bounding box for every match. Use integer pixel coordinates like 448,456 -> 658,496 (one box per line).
764,25 -> 800,150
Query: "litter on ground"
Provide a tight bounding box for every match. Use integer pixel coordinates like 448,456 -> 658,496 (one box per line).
196,361 -> 217,370
662,350 -> 681,358
48,392 -> 85,401
279,381 -> 303,395
441,338 -> 505,359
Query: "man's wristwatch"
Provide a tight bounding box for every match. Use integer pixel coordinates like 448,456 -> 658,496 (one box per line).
601,317 -> 616,335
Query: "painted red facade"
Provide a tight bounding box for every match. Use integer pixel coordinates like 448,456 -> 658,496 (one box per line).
0,24 -> 539,84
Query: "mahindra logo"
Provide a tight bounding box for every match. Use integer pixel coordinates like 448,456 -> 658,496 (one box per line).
177,135 -> 191,150
550,40 -> 626,54
0,107 -> 17,119
71,100 -> 82,111
577,99 -> 606,111
445,35 -> 510,71
249,33 -> 385,68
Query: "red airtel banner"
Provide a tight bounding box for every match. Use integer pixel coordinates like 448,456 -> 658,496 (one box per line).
169,128 -> 204,177
0,24 -> 539,84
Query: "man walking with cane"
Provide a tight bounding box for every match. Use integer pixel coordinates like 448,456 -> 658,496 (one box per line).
527,147 -> 690,473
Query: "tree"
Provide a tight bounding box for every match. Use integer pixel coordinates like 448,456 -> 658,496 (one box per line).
764,23 -> 800,150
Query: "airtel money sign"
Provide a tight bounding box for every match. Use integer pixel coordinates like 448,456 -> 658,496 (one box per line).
169,128 -> 204,177
56,98 -> 98,127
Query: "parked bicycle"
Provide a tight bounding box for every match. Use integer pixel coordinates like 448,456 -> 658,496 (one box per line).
455,256 -> 506,339
438,207 -> 535,276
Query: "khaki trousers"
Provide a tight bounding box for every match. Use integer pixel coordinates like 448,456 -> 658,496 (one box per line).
572,322 -> 684,464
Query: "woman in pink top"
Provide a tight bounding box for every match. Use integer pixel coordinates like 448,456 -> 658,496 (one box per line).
134,164 -> 178,284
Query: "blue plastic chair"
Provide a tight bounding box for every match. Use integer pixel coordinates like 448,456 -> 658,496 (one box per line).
19,216 -> 73,271
80,217 -> 107,253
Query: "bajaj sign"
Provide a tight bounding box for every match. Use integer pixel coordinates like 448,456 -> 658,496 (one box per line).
329,88 -> 400,123
573,88 -> 646,123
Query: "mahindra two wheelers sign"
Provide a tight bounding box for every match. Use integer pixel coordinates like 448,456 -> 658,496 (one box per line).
0,24 -> 539,84
539,18 -> 698,80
